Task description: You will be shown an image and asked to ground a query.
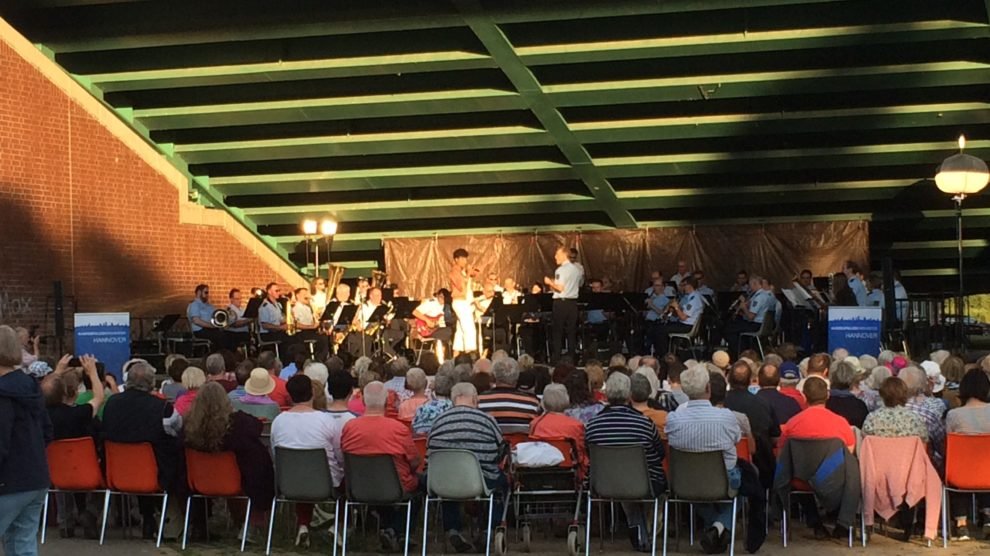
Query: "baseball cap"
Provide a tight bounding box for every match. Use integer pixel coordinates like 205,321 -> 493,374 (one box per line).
779,362 -> 800,380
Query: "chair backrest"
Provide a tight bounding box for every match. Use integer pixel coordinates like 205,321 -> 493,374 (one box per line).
274,447 -> 335,501
735,439 -> 751,463
588,444 -> 653,499
344,453 -> 405,504
185,448 -> 242,497
503,432 -> 530,448
104,441 -> 161,494
945,433 -> 990,490
47,437 -> 105,491
668,447 -> 731,501
426,449 -> 488,499
757,310 -> 776,336
413,436 -> 428,473
688,312 -> 704,338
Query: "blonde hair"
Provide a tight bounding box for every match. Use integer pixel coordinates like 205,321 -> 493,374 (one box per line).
181,366 -> 207,390
0,325 -> 21,367
184,383 -> 232,452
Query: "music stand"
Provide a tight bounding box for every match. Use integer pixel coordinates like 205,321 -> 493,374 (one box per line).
334,305 -> 358,329
243,297 -> 263,319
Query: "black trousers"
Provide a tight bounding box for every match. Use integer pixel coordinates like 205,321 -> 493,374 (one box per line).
223,330 -> 250,351
193,328 -> 227,351
551,299 -> 578,363
723,320 -> 761,358
519,322 -> 547,362
655,322 -> 692,357
294,329 -> 330,360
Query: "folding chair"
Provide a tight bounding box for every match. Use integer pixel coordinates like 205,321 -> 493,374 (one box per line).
668,314 -> 705,360
585,444 -> 662,556
266,448 -> 338,556
342,453 -> 415,556
738,311 -> 776,359
41,437 -> 109,545
941,433 -> 990,547
100,442 -> 169,547
421,449 -> 496,556
183,449 -> 251,551
663,448 -> 739,556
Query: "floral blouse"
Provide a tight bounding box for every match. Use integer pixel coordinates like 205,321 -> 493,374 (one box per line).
862,405 -> 928,443
412,398 -> 453,435
564,402 -> 606,425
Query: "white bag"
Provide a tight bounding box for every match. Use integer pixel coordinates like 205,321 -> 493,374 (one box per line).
514,441 -> 564,467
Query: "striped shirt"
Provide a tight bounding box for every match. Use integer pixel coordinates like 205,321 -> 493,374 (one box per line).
478,387 -> 541,434
428,406 -> 504,481
585,405 -> 666,489
664,400 -> 741,471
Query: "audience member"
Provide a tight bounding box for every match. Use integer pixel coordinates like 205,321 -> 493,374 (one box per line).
778,378 -> 855,451
940,355 -> 966,410
797,353 -> 831,391
562,369 -> 604,424
303,361 -> 330,411
755,363 -> 801,425
174,366 -> 207,417
398,368 -> 429,420
709,371 -> 755,460
529,384 -> 588,475
232,368 -> 280,422
777,362 -> 807,410
857,366 -> 890,412
630,373 -> 667,439
900,365 -> 946,467
862,377 -> 928,442
944,369 -> 990,539
278,344 -> 308,381
204,352 -> 237,392
478,358 -> 540,434
162,357 -> 189,402
585,360 -> 606,402
413,367 -> 456,435
724,361 -> 779,486
257,351 -> 291,408
384,357 -> 413,404
826,361 -> 869,428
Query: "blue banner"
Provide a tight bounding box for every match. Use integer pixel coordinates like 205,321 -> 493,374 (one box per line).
827,307 -> 882,357
74,313 -> 131,381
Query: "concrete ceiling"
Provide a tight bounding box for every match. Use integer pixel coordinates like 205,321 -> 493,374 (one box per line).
3,0 -> 989,287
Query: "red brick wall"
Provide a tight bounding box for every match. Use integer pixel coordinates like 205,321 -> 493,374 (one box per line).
0,39 -> 302,338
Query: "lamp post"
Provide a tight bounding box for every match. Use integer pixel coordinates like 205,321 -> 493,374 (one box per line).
934,135 -> 989,350
302,219 -> 318,278
319,219 -> 338,280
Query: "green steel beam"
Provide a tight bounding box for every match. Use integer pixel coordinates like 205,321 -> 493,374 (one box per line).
488,0 -> 856,24
242,193 -> 591,217
455,0 -> 636,229
597,141 -> 990,178
319,223 -> 616,243
276,237 -> 382,252
176,126 -> 552,164
132,89 -> 526,130
518,21 -> 987,66
86,52 -> 497,92
210,161 -> 576,196
546,62 -> 990,106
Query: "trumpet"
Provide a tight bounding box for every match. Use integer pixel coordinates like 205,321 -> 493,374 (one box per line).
728,294 -> 748,315
211,308 -> 232,328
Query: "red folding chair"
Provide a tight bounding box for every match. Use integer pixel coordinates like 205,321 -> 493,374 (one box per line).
41,437 -> 109,545
101,442 -> 168,547
183,448 -> 251,551
942,433 -> 990,547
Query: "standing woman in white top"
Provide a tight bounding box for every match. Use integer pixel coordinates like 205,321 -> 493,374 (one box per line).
544,245 -> 583,364
449,248 -> 480,356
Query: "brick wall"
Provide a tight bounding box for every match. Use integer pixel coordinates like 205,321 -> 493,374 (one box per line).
0,32 -> 305,340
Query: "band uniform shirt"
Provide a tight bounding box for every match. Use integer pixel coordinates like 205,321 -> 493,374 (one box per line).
645,291 -> 670,322
587,309 -> 607,324
186,298 -> 215,332
697,285 -> 715,297
866,289 -> 885,309
893,280 -> 908,321
502,289 -> 522,305
311,291 -> 327,319
677,291 -> 704,326
746,290 -> 772,324
292,303 -> 316,327
415,298 -> 446,327
553,260 -> 582,300
847,275 -> 869,307
359,301 -> 381,328
671,272 -> 690,287
258,300 -> 283,334
227,304 -> 249,333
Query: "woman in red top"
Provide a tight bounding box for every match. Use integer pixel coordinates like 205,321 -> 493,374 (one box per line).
528,384 -> 588,478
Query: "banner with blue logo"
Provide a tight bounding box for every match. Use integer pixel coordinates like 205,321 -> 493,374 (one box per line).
74,313 -> 131,381
828,306 -> 882,357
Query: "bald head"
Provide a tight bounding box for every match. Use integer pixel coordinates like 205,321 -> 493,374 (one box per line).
758,364 -> 780,388
728,361 -> 751,391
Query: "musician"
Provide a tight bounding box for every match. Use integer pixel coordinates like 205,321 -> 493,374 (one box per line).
347,286 -> 396,358
224,288 -> 252,349
893,270 -> 908,323
643,278 -> 671,356
475,283 -> 509,354
320,283 -> 353,355
545,245 -> 583,363
693,270 -> 715,298
259,282 -> 290,354
655,276 -> 705,355
412,292 -> 452,344
671,260 -> 691,287
866,275 -> 885,308
731,270 -> 752,295
585,279 -> 616,357
530,283 -> 544,295
644,271 -> 662,293
449,248 -> 480,355
502,278 -> 522,305
485,272 -> 504,293
722,276 -> 772,358
292,288 -> 330,359
568,248 -> 585,283
310,278 -> 328,320
353,277 -> 370,305
843,261 -> 869,306
187,284 -> 226,350
762,278 -> 783,317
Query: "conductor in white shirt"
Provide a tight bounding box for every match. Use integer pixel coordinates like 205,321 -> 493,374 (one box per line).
544,245 -> 583,363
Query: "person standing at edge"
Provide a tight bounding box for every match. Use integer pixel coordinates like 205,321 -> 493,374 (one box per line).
545,245 -> 583,364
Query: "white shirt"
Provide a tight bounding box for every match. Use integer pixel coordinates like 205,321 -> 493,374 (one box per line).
415,298 -> 446,327
271,410 -> 354,487
671,272 -> 690,286
553,260 -> 582,299
227,304 -> 248,333
359,301 -> 381,326
894,280 -> 908,322
258,300 -> 283,333
311,291 -> 328,319
502,289 -> 522,305
292,303 -> 316,327
645,291 -> 670,321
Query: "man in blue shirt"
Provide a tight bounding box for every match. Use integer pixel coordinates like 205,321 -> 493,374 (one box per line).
545,245 -> 583,363
843,261 -> 868,307
655,276 -> 704,355
722,277 -> 773,359
643,278 -> 671,356
186,284 -> 227,350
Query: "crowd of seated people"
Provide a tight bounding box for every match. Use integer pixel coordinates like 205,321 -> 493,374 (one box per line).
8,316 -> 990,556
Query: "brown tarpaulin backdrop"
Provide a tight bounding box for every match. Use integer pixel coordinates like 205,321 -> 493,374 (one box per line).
384,221 -> 869,298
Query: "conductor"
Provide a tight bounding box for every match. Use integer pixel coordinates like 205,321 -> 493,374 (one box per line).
544,245 -> 584,363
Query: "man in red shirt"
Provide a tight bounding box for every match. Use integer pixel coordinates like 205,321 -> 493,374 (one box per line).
778,362 -> 808,410
342,381 -> 421,550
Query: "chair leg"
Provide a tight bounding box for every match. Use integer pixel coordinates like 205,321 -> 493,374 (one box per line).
941,487 -> 949,548
240,498 -> 252,552
403,502 -> 413,556
156,493 -> 168,548
421,497 -> 431,556
342,501 -> 351,556
861,509 -> 866,547
486,494 -> 494,556
729,498 -> 737,556
182,496 -> 192,550
689,504 -> 694,545
661,499 -> 670,556
99,491 -> 111,545
782,495 -> 789,547
266,499 -> 278,556
584,495 -> 592,556
40,491 -> 49,545
332,501 -> 341,556
651,499 -> 659,556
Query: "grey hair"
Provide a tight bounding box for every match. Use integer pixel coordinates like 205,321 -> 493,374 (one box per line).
492,358 -> 520,387
517,354 -> 535,370
898,366 -> 927,397
389,357 -> 410,377
438,360 -> 456,375
450,382 -> 478,402
304,362 -> 329,385
633,366 -> 659,398
877,350 -> 896,366
831,361 -> 858,390
491,350 -> 510,363
433,369 -> 456,398
453,363 -> 474,384
405,368 -> 427,392
542,384 -> 570,412
763,354 -> 783,368
680,366 -> 711,400
205,353 -> 225,376
609,353 -> 627,368
353,356 -> 373,378
630,373 -> 652,403
363,381 -> 387,409
866,366 -> 892,390
859,355 -> 879,371
605,372 -> 631,405
125,361 -> 157,392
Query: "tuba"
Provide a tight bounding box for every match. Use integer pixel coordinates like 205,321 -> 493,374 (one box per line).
211,308 -> 231,328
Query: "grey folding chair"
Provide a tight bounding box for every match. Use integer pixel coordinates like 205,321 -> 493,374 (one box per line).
421,449 -> 495,556
663,448 -> 739,556
584,444 -> 662,556
668,313 -> 705,360
343,453 -> 415,556
738,311 -> 775,358
266,448 -> 338,556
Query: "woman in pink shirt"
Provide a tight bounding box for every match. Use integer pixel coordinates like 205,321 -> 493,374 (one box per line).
174,366 -> 206,417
